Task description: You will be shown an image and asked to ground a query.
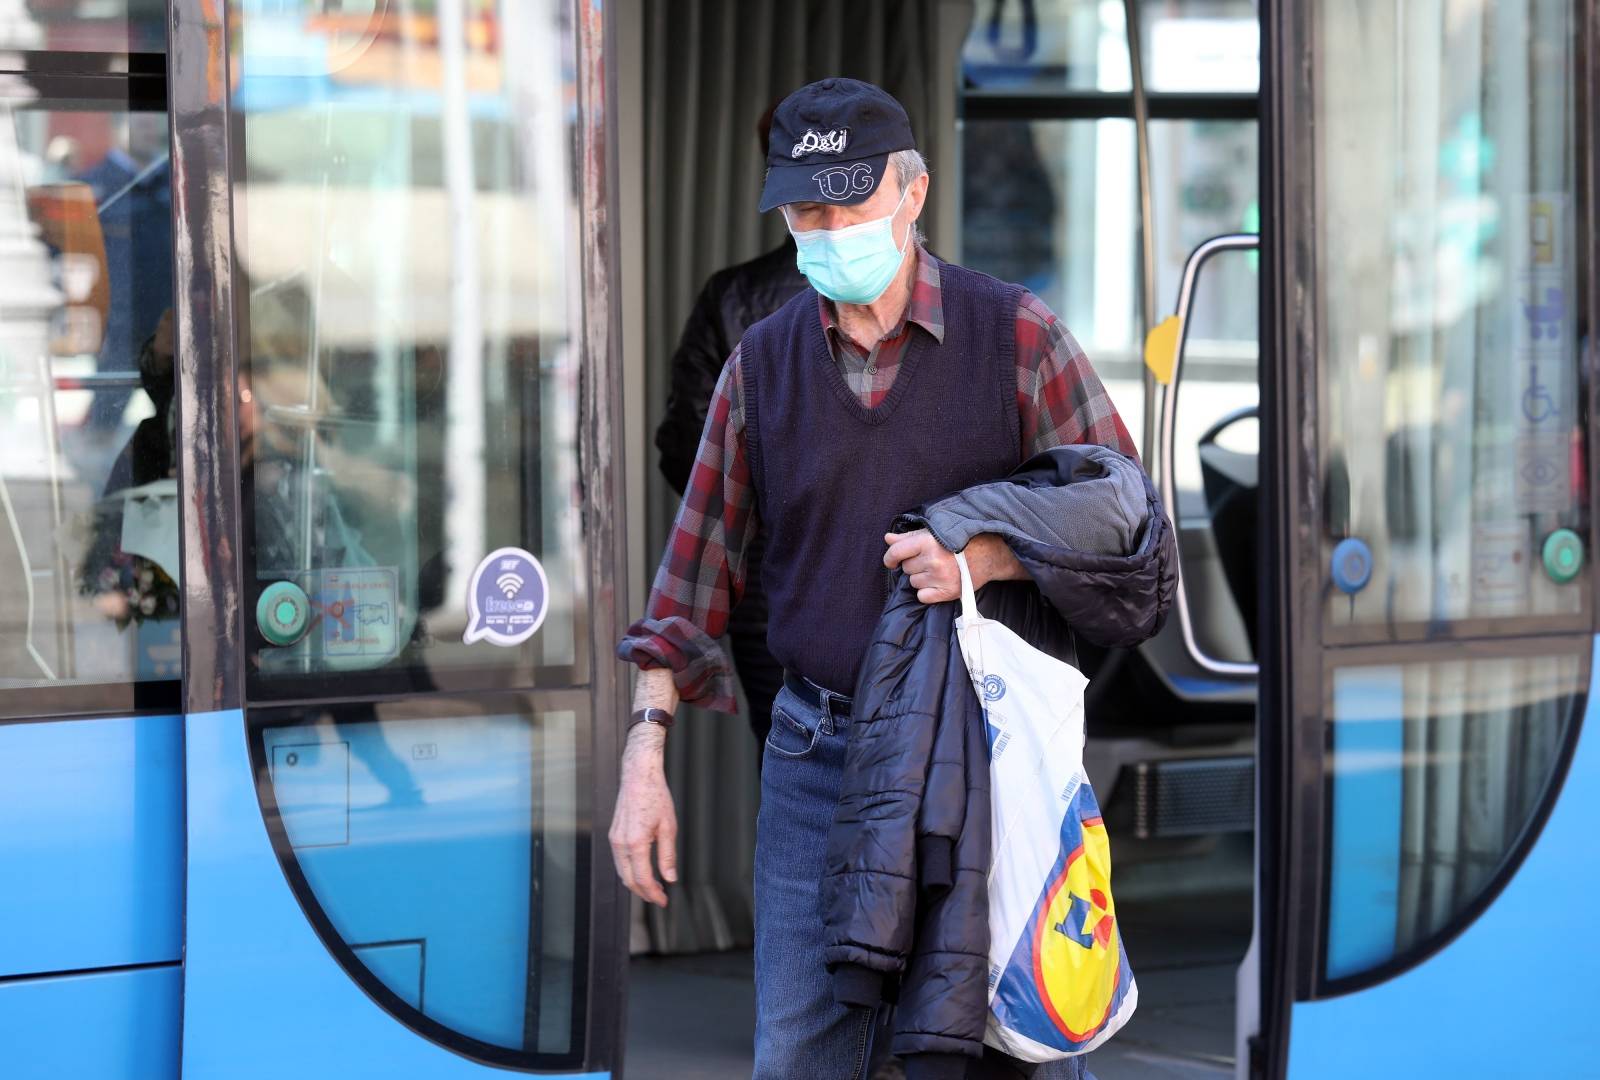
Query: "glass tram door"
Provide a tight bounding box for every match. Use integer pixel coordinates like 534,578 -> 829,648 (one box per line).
169,0 -> 627,1076
1248,1 -> 1597,1075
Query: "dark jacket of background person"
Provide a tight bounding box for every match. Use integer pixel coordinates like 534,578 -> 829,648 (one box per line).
655,239 -> 807,493
653,240 -> 807,742
821,445 -> 1177,1078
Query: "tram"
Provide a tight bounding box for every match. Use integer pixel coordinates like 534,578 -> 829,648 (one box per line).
0,0 -> 1593,1077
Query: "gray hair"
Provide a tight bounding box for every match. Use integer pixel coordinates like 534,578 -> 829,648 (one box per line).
890,149 -> 928,244
891,148 -> 928,190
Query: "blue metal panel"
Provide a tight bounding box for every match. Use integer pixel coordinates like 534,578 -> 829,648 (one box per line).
1324,666 -> 1404,979
182,708 -> 608,1079
0,965 -> 181,1079
1288,637 -> 1600,1075
0,714 -> 183,977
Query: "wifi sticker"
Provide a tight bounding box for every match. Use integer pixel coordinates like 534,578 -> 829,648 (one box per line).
464,546 -> 550,646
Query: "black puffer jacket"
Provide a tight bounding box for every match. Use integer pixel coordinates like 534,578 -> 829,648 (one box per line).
654,240 -> 807,493
821,445 -> 1177,1078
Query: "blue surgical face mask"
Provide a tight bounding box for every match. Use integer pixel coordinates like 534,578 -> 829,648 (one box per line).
783,186 -> 913,306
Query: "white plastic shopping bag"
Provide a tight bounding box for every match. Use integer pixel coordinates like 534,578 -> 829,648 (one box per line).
953,552 -> 1137,1061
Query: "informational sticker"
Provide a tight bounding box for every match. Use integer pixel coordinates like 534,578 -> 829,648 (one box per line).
464,547 -> 550,646
1511,193 -> 1573,515
1471,520 -> 1529,613
314,566 -> 400,660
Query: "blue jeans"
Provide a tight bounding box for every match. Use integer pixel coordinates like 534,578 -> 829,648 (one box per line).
753,681 -> 874,1079
752,681 -> 1094,1080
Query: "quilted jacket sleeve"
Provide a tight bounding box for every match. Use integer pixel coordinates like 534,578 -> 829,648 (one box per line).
1007,469 -> 1178,648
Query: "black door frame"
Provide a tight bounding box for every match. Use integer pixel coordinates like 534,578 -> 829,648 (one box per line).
1256,5 -> 1600,1077
167,0 -> 631,1070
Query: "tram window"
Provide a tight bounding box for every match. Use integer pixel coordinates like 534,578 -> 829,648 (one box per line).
0,96 -> 179,709
250,694 -> 587,1063
4,1 -> 166,53
961,0 -> 1257,95
959,116 -> 1257,466
1323,651 -> 1581,983
232,0 -> 585,696
1317,0 -> 1589,636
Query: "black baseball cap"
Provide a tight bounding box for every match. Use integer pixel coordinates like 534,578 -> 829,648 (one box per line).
758,78 -> 917,212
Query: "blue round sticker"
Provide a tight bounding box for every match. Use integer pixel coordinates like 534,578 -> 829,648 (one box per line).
463,547 -> 550,646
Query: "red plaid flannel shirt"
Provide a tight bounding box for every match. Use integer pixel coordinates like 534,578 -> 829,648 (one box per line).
619,246 -> 1137,713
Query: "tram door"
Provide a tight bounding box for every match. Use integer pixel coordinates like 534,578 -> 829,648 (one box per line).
169,0 -> 627,1076
1242,1 -> 1597,1074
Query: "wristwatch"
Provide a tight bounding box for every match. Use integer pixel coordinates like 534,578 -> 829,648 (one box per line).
627,707 -> 675,736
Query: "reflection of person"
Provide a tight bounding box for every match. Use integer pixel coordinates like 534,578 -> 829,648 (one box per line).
242,277 -> 421,680
612,80 -> 1133,1079
77,112 -> 172,434
241,278 -> 383,580
79,307 -> 180,626
654,103 -> 806,754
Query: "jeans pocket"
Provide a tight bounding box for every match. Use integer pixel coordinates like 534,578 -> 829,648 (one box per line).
765,700 -> 822,759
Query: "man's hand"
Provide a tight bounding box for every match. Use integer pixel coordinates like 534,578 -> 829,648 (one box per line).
609,670 -> 679,907
883,529 -> 1025,604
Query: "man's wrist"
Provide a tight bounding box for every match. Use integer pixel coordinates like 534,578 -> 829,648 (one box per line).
968,533 -> 1026,585
624,721 -> 668,756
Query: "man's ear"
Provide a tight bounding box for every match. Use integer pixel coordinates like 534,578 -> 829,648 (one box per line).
909,171 -> 930,221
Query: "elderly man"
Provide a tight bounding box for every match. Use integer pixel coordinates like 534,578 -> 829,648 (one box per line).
613,79 -> 1130,1079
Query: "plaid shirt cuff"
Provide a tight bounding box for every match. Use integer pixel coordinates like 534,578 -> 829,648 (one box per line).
616,615 -> 740,715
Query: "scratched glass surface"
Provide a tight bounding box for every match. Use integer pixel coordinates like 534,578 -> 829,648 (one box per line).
1317,0 -> 1588,631
230,0 -> 584,684
0,97 -> 180,691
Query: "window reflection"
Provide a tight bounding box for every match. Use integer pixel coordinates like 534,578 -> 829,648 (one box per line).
0,94 -> 178,694
233,0 -> 584,690
255,698 -> 584,1057
1318,0 -> 1588,632
0,0 -> 167,53
1325,653 -> 1579,980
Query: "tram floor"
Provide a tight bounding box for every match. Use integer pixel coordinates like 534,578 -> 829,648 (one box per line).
624,887 -> 1252,1080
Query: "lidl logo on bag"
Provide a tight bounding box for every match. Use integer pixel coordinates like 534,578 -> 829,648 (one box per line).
983,674 -> 1007,701
990,785 -> 1133,1053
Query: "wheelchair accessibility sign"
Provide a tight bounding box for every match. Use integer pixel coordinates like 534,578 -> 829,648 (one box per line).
464,547 -> 550,646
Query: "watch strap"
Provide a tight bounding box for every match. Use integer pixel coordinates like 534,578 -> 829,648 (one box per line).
628,706 -> 675,734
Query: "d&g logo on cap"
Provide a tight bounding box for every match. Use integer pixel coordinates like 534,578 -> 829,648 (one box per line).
792,127 -> 849,157
812,162 -> 875,201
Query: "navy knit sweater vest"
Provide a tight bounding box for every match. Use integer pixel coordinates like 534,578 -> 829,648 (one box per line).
742,260 -> 1023,696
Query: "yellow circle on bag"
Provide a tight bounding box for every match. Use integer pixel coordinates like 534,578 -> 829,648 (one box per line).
1032,814 -> 1121,1041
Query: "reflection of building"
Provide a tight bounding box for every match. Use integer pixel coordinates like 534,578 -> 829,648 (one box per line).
0,82 -> 68,682
0,0 -> 44,50
0,91 -> 59,372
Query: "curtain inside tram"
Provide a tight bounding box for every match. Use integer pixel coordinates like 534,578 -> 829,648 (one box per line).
635,0 -> 972,955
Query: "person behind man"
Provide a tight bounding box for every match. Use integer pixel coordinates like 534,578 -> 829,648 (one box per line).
613,79 -> 1132,1078
654,103 -> 807,751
